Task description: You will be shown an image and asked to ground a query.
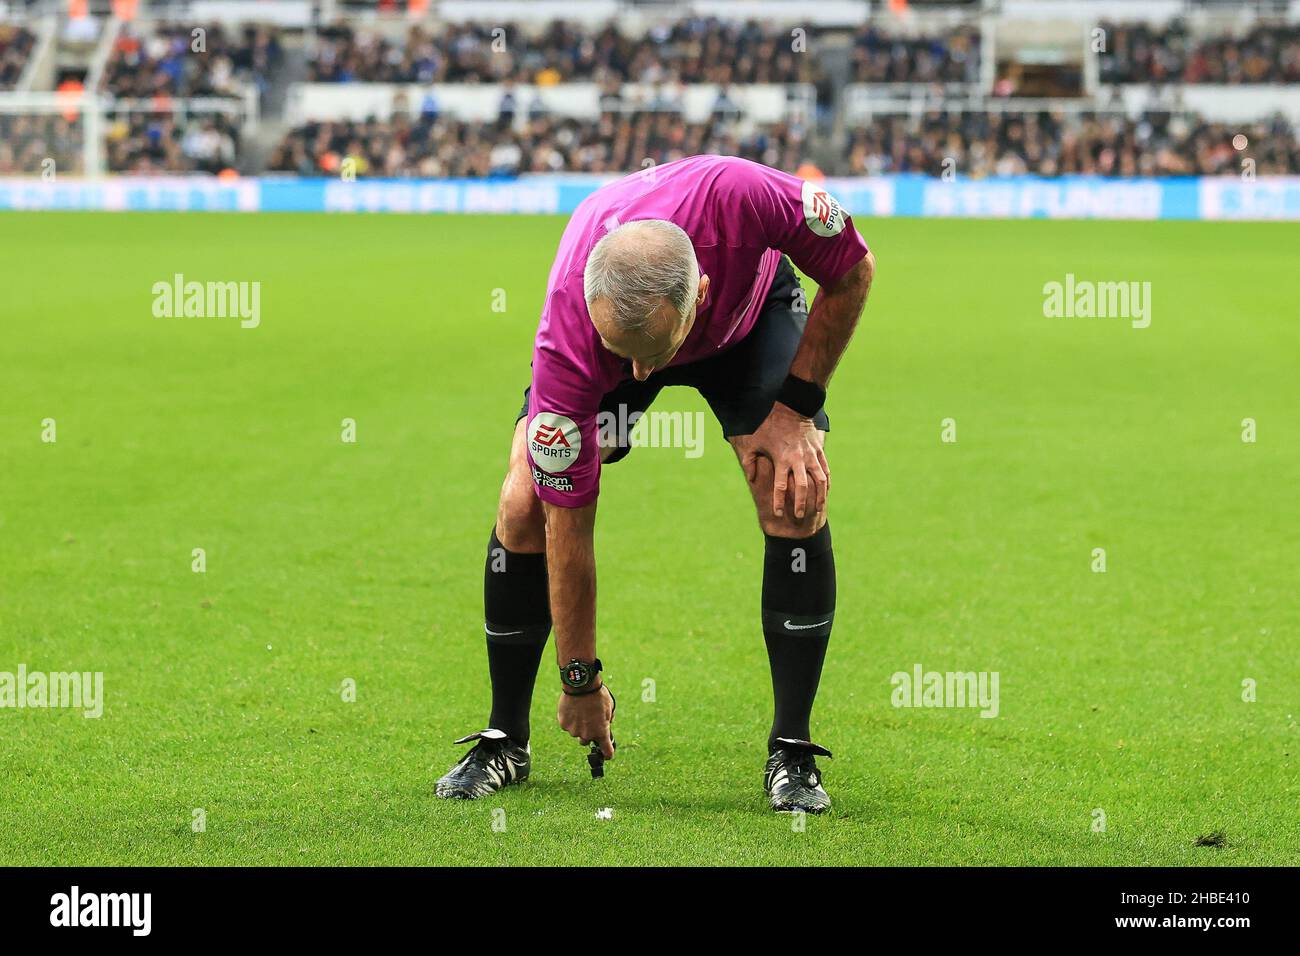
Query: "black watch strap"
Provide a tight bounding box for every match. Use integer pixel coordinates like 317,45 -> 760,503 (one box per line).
560,657 -> 602,692
776,374 -> 826,419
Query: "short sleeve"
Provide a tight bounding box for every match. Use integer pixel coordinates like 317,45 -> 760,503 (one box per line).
739,165 -> 869,288
525,340 -> 601,508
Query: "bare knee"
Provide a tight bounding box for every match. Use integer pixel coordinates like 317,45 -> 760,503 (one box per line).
746,453 -> 827,539
494,419 -> 546,552
496,473 -> 545,552
759,507 -> 826,539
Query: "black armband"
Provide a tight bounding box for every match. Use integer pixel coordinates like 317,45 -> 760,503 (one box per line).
776,374 -> 826,419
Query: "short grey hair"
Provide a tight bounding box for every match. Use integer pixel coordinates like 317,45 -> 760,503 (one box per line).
583,220 -> 700,334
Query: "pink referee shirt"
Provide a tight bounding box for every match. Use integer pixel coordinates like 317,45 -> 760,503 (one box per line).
525,155 -> 868,507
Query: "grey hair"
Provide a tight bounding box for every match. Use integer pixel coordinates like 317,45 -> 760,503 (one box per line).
583,220 -> 700,334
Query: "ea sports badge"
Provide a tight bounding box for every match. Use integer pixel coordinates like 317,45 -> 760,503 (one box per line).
527,412 -> 581,473
801,180 -> 846,237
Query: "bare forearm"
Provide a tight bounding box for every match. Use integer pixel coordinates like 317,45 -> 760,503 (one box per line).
789,250 -> 875,389
542,500 -> 597,665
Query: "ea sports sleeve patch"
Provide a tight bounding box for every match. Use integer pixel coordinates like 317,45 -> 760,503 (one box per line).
801,180 -> 847,238
524,360 -> 601,507
740,164 -> 868,288
526,411 -> 582,494
524,281 -> 607,507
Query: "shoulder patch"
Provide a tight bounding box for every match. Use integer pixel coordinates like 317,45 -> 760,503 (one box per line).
527,412 -> 581,473
801,181 -> 846,237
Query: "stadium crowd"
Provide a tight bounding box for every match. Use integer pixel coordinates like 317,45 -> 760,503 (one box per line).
845,110 -> 1299,177
104,111 -> 240,173
7,13 -> 1300,178
0,23 -> 36,90
100,22 -> 282,99
269,106 -> 1299,179
851,24 -> 981,84
269,111 -> 806,177
1099,20 -> 1300,84
0,113 -> 83,175
307,18 -> 824,86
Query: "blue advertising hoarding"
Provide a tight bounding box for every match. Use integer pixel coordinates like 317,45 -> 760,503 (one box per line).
1,175 -> 1296,220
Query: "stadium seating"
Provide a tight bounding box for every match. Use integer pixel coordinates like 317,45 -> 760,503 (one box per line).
104,109 -> 240,174
307,18 -> 825,85
1098,20 -> 1300,85
844,110 -> 1299,177
0,112 -> 83,174
99,22 -> 282,99
268,112 -> 807,177
2,6 -> 1298,179
850,24 -> 982,84
0,23 -> 36,90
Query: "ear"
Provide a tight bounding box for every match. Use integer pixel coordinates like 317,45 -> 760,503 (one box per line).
697,274 -> 710,304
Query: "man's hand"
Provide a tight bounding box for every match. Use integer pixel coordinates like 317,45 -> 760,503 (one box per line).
742,402 -> 830,520
742,250 -> 871,520
557,685 -> 615,759
541,500 -> 613,757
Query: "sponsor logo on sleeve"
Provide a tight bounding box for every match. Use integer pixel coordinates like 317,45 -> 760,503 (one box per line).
531,466 -> 574,492
801,180 -> 846,237
527,412 -> 581,473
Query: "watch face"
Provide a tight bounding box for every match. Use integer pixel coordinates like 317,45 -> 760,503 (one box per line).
562,661 -> 591,687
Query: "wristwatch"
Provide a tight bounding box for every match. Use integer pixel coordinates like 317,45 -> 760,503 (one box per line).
560,658 -> 603,695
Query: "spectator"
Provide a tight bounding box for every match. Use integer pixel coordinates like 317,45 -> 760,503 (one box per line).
0,113 -> 84,174
0,24 -> 36,90
307,18 -> 828,86
844,110 -> 1299,177
851,25 -> 981,84
104,109 -> 241,173
269,110 -> 809,178
100,22 -> 282,100
1099,20 -> 1300,85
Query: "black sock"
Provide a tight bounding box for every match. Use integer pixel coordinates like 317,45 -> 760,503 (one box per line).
484,528 -> 551,743
761,523 -> 835,751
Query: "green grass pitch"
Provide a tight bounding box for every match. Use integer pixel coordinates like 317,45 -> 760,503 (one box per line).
0,211 -> 1295,866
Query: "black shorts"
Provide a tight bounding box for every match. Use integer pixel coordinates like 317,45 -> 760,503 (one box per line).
516,256 -> 828,464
